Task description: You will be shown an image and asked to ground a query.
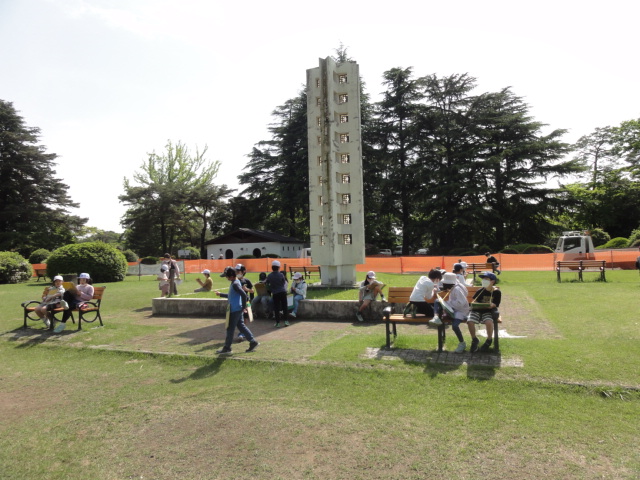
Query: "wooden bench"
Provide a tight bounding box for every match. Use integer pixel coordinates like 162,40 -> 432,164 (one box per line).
382,286 -> 500,352
35,269 -> 48,282
289,265 -> 321,282
466,263 -> 497,282
22,284 -> 107,331
556,260 -> 606,282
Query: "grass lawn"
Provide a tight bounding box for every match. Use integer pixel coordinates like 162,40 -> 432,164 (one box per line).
0,271 -> 638,479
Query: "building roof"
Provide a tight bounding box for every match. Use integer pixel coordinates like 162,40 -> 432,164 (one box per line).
205,228 -> 304,246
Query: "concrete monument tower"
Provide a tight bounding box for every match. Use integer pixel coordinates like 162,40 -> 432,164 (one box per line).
306,57 -> 365,286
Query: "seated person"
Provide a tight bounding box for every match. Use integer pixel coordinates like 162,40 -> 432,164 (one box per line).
194,269 -> 213,292
34,275 -> 65,329
404,269 -> 442,317
356,271 -> 385,322
289,272 -> 307,318
467,272 -> 501,353
485,252 -> 501,275
251,272 -> 274,319
453,262 -> 471,286
429,272 -> 470,353
54,272 -> 94,333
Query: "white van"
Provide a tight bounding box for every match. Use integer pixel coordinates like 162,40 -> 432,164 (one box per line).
379,249 -> 392,256
555,231 -> 595,259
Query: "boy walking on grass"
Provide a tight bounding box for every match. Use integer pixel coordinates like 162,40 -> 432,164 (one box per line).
215,267 -> 259,354
467,272 -> 501,353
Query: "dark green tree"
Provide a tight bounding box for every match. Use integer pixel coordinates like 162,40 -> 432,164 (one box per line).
0,100 -> 86,255
238,91 -> 309,239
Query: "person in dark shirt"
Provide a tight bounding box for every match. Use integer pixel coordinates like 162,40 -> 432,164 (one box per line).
467,272 -> 501,352
484,252 -> 501,275
266,260 -> 289,327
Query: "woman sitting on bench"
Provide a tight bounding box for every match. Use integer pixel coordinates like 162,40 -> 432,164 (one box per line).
55,272 -> 94,333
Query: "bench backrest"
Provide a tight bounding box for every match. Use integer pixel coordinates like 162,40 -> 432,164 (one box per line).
387,285 -> 480,305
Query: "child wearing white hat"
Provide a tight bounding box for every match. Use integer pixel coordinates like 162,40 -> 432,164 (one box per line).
194,269 -> 213,292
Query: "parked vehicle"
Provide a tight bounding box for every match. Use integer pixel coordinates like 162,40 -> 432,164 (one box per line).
554,231 -> 595,260
416,248 -> 429,255
379,249 -> 392,256
393,247 -> 403,255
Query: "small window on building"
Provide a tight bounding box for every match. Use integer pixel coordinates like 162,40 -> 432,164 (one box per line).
338,74 -> 347,84
320,235 -> 325,246
342,194 -> 351,204
317,136 -> 322,145
316,97 -> 321,106
319,195 -> 323,206
339,93 -> 348,104
320,215 -> 324,226
317,156 -> 323,165
317,117 -> 322,127
343,234 -> 352,245
318,176 -> 324,186
340,133 -> 349,143
343,214 -> 352,224
316,78 -> 320,88
342,174 -> 350,184
340,114 -> 348,123
341,153 -> 350,163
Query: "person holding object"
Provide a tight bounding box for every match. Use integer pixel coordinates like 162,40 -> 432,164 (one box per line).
162,253 -> 181,295
157,265 -> 170,297
34,275 -> 65,328
429,272 -> 470,353
356,271 -> 385,322
467,272 -> 501,352
215,266 -> 258,354
251,272 -> 274,319
194,269 -> 213,292
54,272 -> 94,333
289,272 -> 307,318
404,269 -> 442,317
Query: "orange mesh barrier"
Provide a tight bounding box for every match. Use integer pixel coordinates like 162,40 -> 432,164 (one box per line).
172,251 -> 640,276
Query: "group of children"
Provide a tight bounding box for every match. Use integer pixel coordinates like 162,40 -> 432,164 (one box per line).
33,272 -> 95,333
409,263 -> 501,353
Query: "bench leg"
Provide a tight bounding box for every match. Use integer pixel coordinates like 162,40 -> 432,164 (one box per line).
437,325 -> 445,352
385,321 -> 391,348
493,320 -> 500,352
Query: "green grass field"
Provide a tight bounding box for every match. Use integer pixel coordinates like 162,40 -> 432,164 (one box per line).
0,271 -> 638,479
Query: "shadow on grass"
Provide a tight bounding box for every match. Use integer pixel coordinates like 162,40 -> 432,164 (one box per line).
134,307 -> 152,313
170,357 -> 227,384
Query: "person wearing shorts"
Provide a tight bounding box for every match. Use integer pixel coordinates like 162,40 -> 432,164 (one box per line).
467,272 -> 501,353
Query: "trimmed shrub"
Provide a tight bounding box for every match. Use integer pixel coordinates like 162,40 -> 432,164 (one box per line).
46,242 -> 128,283
263,253 -> 281,258
237,254 -> 256,259
122,249 -> 139,262
29,248 -> 51,264
0,252 -> 33,284
140,256 -> 158,265
500,247 -> 518,254
627,228 -> 640,248
601,237 -> 629,249
589,228 -> 610,248
522,245 -> 554,254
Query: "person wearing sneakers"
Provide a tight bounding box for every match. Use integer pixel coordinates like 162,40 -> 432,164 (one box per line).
34,275 -> 65,329
235,264 -> 254,342
251,272 -> 273,319
467,272 -> 501,353
356,271 -> 385,322
194,269 -> 213,292
267,260 -> 289,327
54,273 -> 94,333
404,269 -> 442,317
429,272 -> 470,353
289,272 -> 307,318
214,266 -> 259,354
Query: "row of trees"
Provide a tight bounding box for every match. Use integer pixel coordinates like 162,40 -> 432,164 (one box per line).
2,47 -> 638,258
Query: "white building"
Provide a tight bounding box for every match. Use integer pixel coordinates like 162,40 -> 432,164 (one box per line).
306,57 -> 365,285
205,228 -> 305,260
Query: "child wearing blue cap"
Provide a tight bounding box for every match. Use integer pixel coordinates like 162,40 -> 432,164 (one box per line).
467,271 -> 501,352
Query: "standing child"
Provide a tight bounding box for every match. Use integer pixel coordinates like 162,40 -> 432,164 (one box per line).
34,275 -> 65,328
429,272 -> 470,353
467,272 -> 501,352
267,260 -> 289,327
157,265 -> 170,297
215,267 -> 259,354
235,264 -> 254,341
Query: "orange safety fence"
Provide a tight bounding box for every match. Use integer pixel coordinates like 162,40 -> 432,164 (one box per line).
32,250 -> 639,277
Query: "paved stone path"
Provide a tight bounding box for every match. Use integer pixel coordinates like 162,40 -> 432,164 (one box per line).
363,347 -> 524,367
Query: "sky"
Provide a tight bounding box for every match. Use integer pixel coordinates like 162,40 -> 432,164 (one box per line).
1,0 -> 638,233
